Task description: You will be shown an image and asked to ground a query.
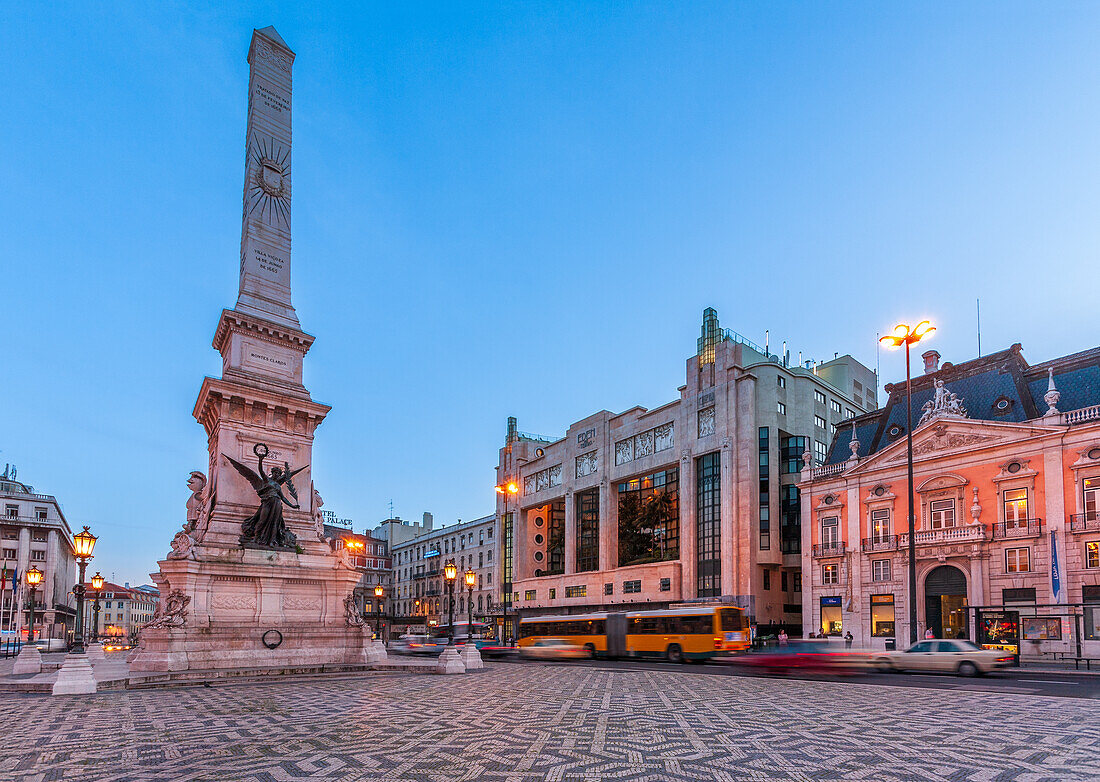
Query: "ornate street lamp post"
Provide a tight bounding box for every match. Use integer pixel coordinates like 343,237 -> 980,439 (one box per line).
24,566 -> 43,644
443,559 -> 457,644
90,572 -> 104,642
373,583 -> 384,638
464,567 -> 475,639
495,481 -> 519,645
880,321 -> 936,645
70,526 -> 98,654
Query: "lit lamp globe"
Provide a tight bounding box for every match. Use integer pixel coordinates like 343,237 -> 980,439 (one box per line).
73,526 -> 98,560
374,584 -> 383,599
444,560 -> 457,582
91,572 -> 105,590
26,566 -> 43,587
464,568 -> 475,590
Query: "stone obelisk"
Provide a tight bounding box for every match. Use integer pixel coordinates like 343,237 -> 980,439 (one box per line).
131,28 -> 371,673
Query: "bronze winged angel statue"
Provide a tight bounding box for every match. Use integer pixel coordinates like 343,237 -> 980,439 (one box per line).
224,443 -> 306,550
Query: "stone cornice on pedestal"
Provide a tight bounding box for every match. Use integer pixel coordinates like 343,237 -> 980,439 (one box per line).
192,376 -> 331,437
213,309 -> 315,355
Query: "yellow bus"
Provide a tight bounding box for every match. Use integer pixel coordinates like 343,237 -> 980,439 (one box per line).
518,606 -> 748,662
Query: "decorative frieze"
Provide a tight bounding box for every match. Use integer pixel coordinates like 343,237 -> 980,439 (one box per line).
524,464 -> 563,495
614,422 -> 675,465
575,451 -> 599,478
698,407 -> 716,438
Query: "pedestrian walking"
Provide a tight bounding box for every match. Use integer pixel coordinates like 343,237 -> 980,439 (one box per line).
777,629 -> 788,647
844,631 -> 853,649
924,628 -> 935,640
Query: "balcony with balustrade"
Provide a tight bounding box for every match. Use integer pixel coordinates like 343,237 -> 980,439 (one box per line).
811,541 -> 846,558
1069,513 -> 1100,533
861,535 -> 898,553
899,525 -> 986,547
992,518 -> 1043,540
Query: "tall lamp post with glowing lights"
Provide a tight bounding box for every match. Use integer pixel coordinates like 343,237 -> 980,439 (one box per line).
443,560 -> 458,643
90,572 -> 105,642
464,567 -> 475,637
24,566 -> 43,644
373,583 -> 384,638
880,321 -> 936,645
495,480 -> 519,645
70,526 -> 98,654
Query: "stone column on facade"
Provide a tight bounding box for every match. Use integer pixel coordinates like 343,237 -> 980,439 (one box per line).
800,481 -> 814,636
679,449 -> 696,598
563,490 -> 576,575
845,484 -> 862,644
598,477 -> 615,573
719,436 -> 736,600
733,374 -> 757,606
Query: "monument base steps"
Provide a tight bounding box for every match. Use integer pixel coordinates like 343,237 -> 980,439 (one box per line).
52,654 -> 97,695
12,645 -> 42,675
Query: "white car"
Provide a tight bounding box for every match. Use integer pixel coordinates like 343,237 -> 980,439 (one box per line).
878,639 -> 1013,676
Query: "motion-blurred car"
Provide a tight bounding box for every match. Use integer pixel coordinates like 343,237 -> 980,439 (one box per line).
390,635 -> 445,656
103,641 -> 132,652
520,638 -> 591,660
735,641 -> 864,675
31,638 -> 67,652
877,639 -> 1012,676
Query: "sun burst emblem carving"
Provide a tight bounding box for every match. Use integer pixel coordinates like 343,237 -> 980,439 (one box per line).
248,137 -> 290,227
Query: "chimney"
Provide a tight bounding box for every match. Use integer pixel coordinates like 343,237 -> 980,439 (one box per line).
423,511 -> 433,531
506,416 -> 518,444
922,350 -> 940,375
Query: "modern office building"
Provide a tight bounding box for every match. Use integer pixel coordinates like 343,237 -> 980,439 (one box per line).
495,308 -> 876,631
0,468 -> 77,639
390,514 -> 498,635
800,343 -> 1100,654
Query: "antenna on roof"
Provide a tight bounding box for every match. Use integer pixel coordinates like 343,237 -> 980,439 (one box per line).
976,298 -> 982,357
388,499 -> 394,519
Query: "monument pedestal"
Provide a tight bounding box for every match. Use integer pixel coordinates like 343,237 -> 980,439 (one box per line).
131,546 -> 372,673
85,642 -> 105,663
435,645 -> 465,675
459,643 -> 484,671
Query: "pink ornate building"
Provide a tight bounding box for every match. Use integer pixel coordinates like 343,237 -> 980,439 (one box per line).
800,344 -> 1100,656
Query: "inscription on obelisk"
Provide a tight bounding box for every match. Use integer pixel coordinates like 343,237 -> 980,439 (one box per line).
237,26 -> 299,328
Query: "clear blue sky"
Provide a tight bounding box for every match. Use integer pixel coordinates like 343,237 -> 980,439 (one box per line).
2,2 -> 1098,585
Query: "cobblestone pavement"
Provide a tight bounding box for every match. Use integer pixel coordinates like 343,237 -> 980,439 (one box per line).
2,664 -> 1097,782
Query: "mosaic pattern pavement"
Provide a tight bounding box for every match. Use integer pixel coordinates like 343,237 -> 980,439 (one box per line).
1,665 -> 1097,781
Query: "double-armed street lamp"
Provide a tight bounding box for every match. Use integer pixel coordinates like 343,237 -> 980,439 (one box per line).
374,583 -> 384,638
90,572 -> 105,642
70,526 -> 98,654
444,559 -> 457,643
464,567 -> 475,638
24,566 -> 44,644
880,321 -> 936,645
495,481 -> 519,645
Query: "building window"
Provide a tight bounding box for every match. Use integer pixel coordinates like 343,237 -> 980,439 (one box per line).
543,500 -> 565,576
814,415 -> 827,431
762,570 -> 770,591
565,585 -> 586,599
1006,547 -> 1030,573
30,550 -> 45,561
781,571 -> 788,592
31,531 -> 47,542
814,390 -> 826,405
1087,542 -> 1099,569
1,548 -> 14,560
780,485 -> 801,554
870,594 -> 895,637
1003,488 -> 1029,528
820,597 -> 841,635
929,499 -> 956,529
604,583 -> 613,596
623,580 -> 641,594
659,578 -> 671,592
696,453 -> 721,597
871,508 -> 891,543
548,588 -> 556,600
576,489 -> 600,572
814,440 -> 827,466
872,559 -> 891,582
831,400 -> 842,414
777,401 -> 786,415
617,469 -> 679,566
780,434 -> 806,474
793,572 -> 802,593
777,375 -> 786,388
821,516 -> 839,547
822,564 -> 839,584
524,590 -> 536,601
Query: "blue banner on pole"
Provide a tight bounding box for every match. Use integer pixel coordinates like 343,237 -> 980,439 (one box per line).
1050,530 -> 1063,603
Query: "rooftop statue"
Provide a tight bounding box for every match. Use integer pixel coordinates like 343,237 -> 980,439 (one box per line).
225,443 -> 304,550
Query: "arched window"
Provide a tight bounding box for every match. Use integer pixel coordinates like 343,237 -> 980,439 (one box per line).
478,594 -> 483,611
